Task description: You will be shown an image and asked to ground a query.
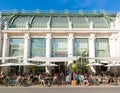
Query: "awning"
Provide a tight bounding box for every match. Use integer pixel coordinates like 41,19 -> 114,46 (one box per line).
27,56 -> 78,62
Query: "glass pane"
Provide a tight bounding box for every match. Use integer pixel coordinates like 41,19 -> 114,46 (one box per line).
30,38 -> 46,57
95,38 -> 109,57
9,38 -> 24,56
74,38 -> 89,57
51,38 -> 68,57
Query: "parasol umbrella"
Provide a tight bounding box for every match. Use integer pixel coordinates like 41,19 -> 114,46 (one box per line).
17,62 -> 37,66
105,63 -> 120,67
37,63 -> 58,67
0,63 -> 20,66
86,62 -> 103,74
86,62 -> 103,66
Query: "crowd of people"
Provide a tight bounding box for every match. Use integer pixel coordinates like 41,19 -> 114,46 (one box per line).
0,70 -> 120,87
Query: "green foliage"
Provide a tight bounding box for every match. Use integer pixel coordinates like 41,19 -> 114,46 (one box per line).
69,63 -> 78,72
77,68 -> 82,73
29,66 -> 37,71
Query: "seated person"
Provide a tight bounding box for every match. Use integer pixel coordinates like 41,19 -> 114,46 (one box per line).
76,73 -> 83,85
65,74 -> 71,85
83,77 -> 89,86
52,74 -> 58,85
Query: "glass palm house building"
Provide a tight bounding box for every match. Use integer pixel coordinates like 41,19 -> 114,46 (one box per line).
0,10 -> 120,74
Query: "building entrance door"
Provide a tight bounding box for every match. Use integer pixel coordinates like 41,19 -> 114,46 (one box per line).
51,62 -> 66,75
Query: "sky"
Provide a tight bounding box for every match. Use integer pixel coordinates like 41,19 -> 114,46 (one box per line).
0,0 -> 120,12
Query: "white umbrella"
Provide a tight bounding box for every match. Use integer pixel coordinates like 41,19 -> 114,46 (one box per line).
0,56 -> 23,60
86,62 -> 103,66
105,63 -> 120,67
0,63 -> 20,66
17,62 -> 37,66
37,63 -> 58,67
86,62 -> 103,74
27,56 -> 78,62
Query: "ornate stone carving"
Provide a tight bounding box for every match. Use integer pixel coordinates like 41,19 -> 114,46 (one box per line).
46,33 -> 51,39
3,33 -> 8,40
68,33 -> 74,40
89,33 -> 95,40
90,21 -> 93,29
26,21 -> 29,29
116,12 -> 120,18
4,21 -> 8,30
24,33 -> 29,39
110,34 -> 118,40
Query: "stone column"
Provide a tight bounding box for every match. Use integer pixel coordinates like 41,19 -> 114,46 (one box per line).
109,34 -> 118,73
0,12 -> 2,57
117,32 -> 120,57
69,21 -> 72,30
67,33 -> 74,66
90,21 -> 93,29
110,22 -> 114,29
23,33 -> 30,73
47,21 -> 50,30
68,16 -> 72,30
89,33 -> 95,62
4,21 -> 8,30
89,33 -> 96,73
109,34 -> 117,58
2,33 -> 9,73
0,32 -> 2,57
45,33 -> 51,74
26,21 -> 29,30
0,19 -> 2,30
2,33 -> 9,63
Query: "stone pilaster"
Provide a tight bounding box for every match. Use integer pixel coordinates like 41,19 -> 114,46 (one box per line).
89,33 -> 95,62
89,33 -> 96,73
45,33 -> 51,74
23,33 -> 30,73
1,33 -> 9,73
0,32 -> 2,57
2,33 -> 9,63
68,33 -> 74,66
109,34 -> 117,58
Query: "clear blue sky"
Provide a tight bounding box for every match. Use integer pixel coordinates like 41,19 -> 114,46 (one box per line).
0,0 -> 119,12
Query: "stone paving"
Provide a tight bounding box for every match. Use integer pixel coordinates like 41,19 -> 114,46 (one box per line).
0,84 -> 120,88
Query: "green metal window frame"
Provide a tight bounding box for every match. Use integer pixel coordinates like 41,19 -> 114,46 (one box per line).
74,38 -> 89,57
9,38 -> 24,56
52,38 -> 68,57
30,38 -> 46,57
95,38 -> 109,57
